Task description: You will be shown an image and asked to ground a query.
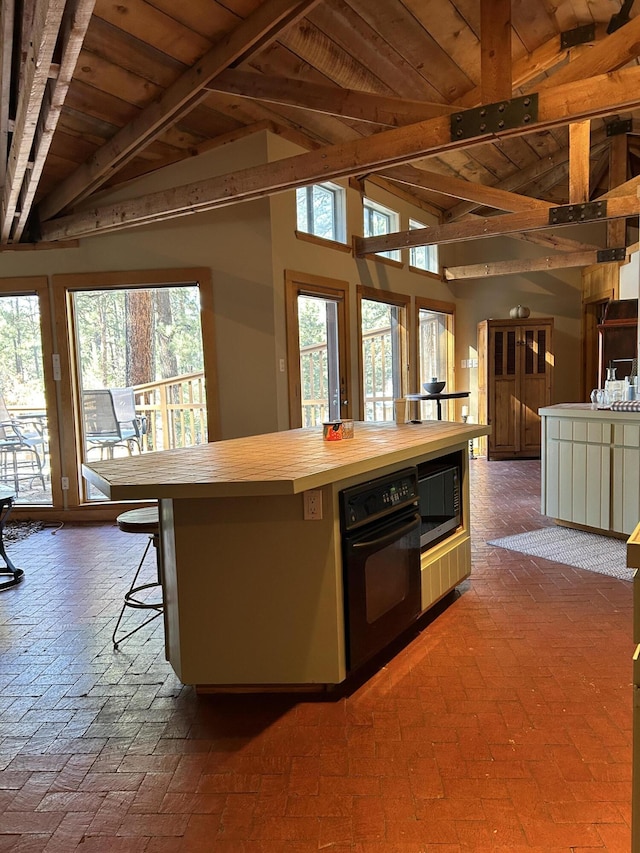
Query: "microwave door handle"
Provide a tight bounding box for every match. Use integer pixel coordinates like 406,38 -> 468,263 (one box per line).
351,512 -> 420,554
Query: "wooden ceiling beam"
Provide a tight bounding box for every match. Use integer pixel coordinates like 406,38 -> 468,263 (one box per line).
205,70 -> 454,126
39,65 -> 640,242
444,250 -> 611,281
607,132 -> 629,247
1,0 -> 67,243
378,163 -> 552,212
0,0 -> 15,188
357,196 -> 638,257
455,26 -> 605,110
569,120 -> 591,204
11,0 -> 96,243
444,128 -> 609,222
480,0 -> 511,104
36,0 -> 322,222
509,230 -> 600,254
532,12 -> 640,90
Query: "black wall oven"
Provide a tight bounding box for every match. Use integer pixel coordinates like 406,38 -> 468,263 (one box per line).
340,468 -> 421,673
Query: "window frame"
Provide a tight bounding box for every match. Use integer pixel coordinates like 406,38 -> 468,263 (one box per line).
363,198 -> 401,262
357,285 -> 410,422
409,218 -> 439,275
284,270 -> 351,429
52,267 -> 218,510
295,181 -> 346,243
415,296 -> 456,420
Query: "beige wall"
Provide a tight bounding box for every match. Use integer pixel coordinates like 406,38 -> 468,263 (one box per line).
444,236 -> 584,412
1,129 -> 585,443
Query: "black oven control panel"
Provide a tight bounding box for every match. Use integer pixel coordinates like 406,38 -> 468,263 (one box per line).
340,467 -> 419,532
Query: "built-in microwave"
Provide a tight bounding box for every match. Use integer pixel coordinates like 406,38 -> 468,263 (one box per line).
417,456 -> 462,550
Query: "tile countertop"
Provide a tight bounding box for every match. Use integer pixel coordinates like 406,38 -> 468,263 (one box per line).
82,420 -> 489,501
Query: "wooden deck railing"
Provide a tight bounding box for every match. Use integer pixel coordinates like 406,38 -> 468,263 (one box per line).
132,372 -> 207,451
300,326 -> 394,424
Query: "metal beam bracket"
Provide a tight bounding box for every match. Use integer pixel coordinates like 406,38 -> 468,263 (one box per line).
549,201 -> 607,225
450,94 -> 538,142
560,23 -> 596,49
606,118 -> 632,136
597,247 -> 627,263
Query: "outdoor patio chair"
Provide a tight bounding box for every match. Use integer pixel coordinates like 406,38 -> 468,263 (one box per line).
83,388 -> 146,459
0,392 -> 47,494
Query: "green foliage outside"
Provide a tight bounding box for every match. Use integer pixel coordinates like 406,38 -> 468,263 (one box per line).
0,294 -> 44,408
74,286 -> 203,389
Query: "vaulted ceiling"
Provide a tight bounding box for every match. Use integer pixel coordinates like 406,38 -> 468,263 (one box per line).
2,0 -> 640,255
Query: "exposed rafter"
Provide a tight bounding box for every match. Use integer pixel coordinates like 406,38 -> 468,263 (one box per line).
444,128 -> 610,222
0,0 -> 15,189
10,0 -> 96,243
1,0 -> 67,243
36,0 -> 323,223
356,196 -> 638,256
444,250 -> 620,281
378,164 -> 552,212
480,0 -> 511,104
206,70 -> 455,126
39,65 -> 640,242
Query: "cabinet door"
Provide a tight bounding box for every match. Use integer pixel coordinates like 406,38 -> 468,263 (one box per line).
488,326 -> 519,455
520,324 -> 552,456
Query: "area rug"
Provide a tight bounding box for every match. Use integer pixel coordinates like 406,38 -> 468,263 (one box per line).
487,527 -> 634,581
4,520 -> 44,544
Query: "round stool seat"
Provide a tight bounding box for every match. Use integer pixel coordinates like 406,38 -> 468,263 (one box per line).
116,506 -> 159,535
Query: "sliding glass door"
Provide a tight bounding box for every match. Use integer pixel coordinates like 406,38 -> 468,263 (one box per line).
0,279 -> 59,506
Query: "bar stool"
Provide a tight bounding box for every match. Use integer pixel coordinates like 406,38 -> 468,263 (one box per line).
112,506 -> 162,649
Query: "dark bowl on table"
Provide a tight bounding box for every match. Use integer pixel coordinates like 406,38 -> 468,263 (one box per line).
423,380 -> 446,395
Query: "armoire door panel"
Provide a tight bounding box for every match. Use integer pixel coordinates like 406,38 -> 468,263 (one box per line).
478,318 -> 554,460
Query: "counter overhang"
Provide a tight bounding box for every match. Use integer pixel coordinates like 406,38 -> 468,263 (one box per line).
82,421 -> 490,501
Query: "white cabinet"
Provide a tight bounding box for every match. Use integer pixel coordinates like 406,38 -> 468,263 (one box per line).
612,422 -> 640,534
541,406 -> 640,536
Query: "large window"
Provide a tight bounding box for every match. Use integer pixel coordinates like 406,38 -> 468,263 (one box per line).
359,287 -> 409,421
285,271 -> 350,429
0,285 -> 56,506
296,182 -> 346,242
409,218 -> 439,274
363,198 -> 400,261
52,268 -> 217,509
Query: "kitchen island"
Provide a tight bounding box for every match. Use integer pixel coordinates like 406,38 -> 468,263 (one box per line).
541,403 -> 640,536
84,420 -> 489,691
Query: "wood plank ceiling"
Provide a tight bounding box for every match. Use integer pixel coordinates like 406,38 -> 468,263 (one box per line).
2,0 -> 640,259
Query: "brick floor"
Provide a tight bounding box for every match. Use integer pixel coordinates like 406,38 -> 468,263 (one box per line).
0,458 -> 633,851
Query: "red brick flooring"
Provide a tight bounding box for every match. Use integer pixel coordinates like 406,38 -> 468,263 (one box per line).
0,459 -> 633,851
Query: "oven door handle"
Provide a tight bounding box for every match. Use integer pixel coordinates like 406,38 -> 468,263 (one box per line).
351,512 -> 420,553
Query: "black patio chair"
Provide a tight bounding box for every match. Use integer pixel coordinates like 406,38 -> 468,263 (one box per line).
0,393 -> 47,493
82,388 -> 146,459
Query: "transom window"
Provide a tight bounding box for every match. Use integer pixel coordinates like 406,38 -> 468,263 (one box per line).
363,198 -> 400,261
409,218 -> 439,274
296,182 -> 346,242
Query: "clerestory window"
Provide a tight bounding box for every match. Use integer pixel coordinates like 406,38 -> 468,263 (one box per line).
363,198 -> 400,261
296,182 -> 346,242
409,218 -> 439,274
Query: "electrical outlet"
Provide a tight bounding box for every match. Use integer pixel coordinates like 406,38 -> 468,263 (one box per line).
303,489 -> 322,520
61,477 -> 69,490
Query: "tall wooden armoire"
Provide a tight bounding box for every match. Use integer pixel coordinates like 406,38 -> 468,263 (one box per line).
478,317 -> 554,460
